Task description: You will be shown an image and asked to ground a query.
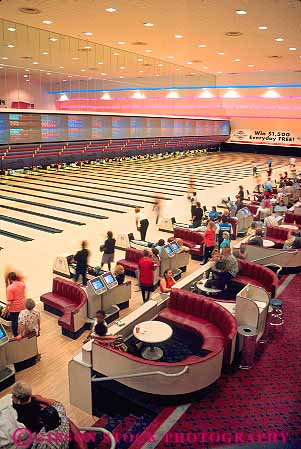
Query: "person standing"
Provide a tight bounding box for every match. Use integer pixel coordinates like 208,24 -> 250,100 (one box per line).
135,207 -> 149,241
152,197 -> 162,225
2,272 -> 26,337
74,240 -> 89,286
252,161 -> 257,177
138,250 -> 158,302
191,201 -> 203,228
100,231 -> 116,271
190,192 -> 199,220
203,221 -> 216,264
17,298 -> 40,338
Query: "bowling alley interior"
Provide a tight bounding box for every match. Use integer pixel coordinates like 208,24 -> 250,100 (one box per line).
0,1 -> 300,448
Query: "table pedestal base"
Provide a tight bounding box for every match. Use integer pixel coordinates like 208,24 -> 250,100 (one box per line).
142,346 -> 163,361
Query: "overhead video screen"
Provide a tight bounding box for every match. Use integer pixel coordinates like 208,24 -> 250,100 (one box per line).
0,113 -> 9,144
9,113 -> 41,143
41,114 -> 67,142
0,112 -> 230,144
112,116 -> 130,139
68,115 -> 90,141
91,116 -> 112,139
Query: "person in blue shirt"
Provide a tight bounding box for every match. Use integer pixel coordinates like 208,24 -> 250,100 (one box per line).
209,206 -> 219,221
220,231 -> 231,252
218,216 -> 233,247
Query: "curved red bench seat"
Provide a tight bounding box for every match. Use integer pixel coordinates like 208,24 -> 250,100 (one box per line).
233,259 -> 279,296
169,228 -> 205,258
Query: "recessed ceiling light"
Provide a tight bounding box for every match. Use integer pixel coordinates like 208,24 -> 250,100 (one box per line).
186,61 -> 193,64
275,37 -> 284,42
217,52 -> 225,55
199,44 -> 206,48
84,45 -> 92,49
80,69 -> 86,72
175,68 -> 180,70
72,57 -> 79,60
258,25 -> 268,30
8,27 -> 16,32
25,79 -> 30,82
46,72 -> 51,75
2,57 -> 8,60
145,49 -> 152,53
83,31 -> 93,36
25,69 -> 30,72
105,8 -> 117,12
144,22 -> 154,27
158,63 -> 164,67
59,66 -> 64,69
248,64 -> 254,67
217,71 -> 223,73
23,75 -> 28,78
42,20 -> 53,24
190,72 -> 196,75
49,37 -> 58,42
62,79 -> 67,82
113,52 -> 119,56
7,44 -> 15,48
236,9 -> 247,15
234,58 -> 241,62
42,51 -> 48,55
100,72 -> 107,76
167,56 -> 175,59
175,34 -> 183,39
32,61 -> 39,64
259,69 -> 265,71
155,74 -> 160,76
117,41 -> 125,45
289,47 -> 297,51
119,75 -> 124,78
98,61 -> 104,65
120,66 -> 125,69
203,66 -> 208,69
40,69 -> 46,72
139,70 -> 144,73
137,58 -> 143,61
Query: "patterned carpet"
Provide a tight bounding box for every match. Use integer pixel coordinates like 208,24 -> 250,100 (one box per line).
88,274 -> 301,449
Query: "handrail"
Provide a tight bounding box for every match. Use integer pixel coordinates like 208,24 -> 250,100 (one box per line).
252,249 -> 298,263
91,365 -> 189,382
79,427 -> 116,449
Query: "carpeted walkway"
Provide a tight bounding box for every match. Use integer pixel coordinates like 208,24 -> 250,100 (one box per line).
88,275 -> 301,449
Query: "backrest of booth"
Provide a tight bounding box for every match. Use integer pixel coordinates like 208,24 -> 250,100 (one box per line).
284,212 -> 301,226
266,226 -> 292,241
125,248 -> 143,263
168,289 -> 237,339
174,228 -> 204,245
237,259 -> 279,294
52,277 -> 86,304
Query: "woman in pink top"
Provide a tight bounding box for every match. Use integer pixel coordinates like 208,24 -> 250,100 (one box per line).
2,272 -> 26,336
203,221 -> 217,264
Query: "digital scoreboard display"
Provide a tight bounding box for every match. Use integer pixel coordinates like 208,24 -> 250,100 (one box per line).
0,113 -> 9,144
0,112 -> 230,144
68,115 -> 90,141
41,114 -> 67,142
9,113 -> 41,143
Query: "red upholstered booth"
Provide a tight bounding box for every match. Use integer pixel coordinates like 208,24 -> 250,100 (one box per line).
233,259 -> 279,297
283,212 -> 301,229
40,277 -> 87,338
266,225 -> 296,247
116,247 -> 143,275
158,289 -> 237,365
168,227 -> 204,258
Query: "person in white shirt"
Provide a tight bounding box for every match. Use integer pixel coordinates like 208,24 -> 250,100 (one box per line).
135,207 -> 149,241
0,402 -> 28,449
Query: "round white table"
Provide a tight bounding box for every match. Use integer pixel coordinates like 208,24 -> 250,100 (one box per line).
279,224 -> 298,231
133,321 -> 173,360
263,239 -> 275,248
196,279 -> 222,296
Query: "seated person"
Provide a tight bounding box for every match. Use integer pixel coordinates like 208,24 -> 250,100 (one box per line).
221,247 -> 239,279
283,239 -> 292,250
151,247 -> 160,264
93,322 -> 128,352
16,298 -> 40,340
152,239 -> 165,254
292,236 -> 301,249
205,260 -> 229,291
248,229 -> 264,246
274,200 -> 288,217
210,248 -> 220,261
160,269 -> 176,293
114,264 -> 125,285
12,382 -> 44,434
83,309 -> 107,344
235,243 -> 248,260
220,231 -> 231,252
235,195 -> 244,214
209,206 -> 219,221
175,237 -> 190,252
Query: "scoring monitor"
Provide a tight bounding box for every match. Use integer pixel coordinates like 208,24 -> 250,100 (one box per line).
101,272 -> 118,289
89,277 -> 107,295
